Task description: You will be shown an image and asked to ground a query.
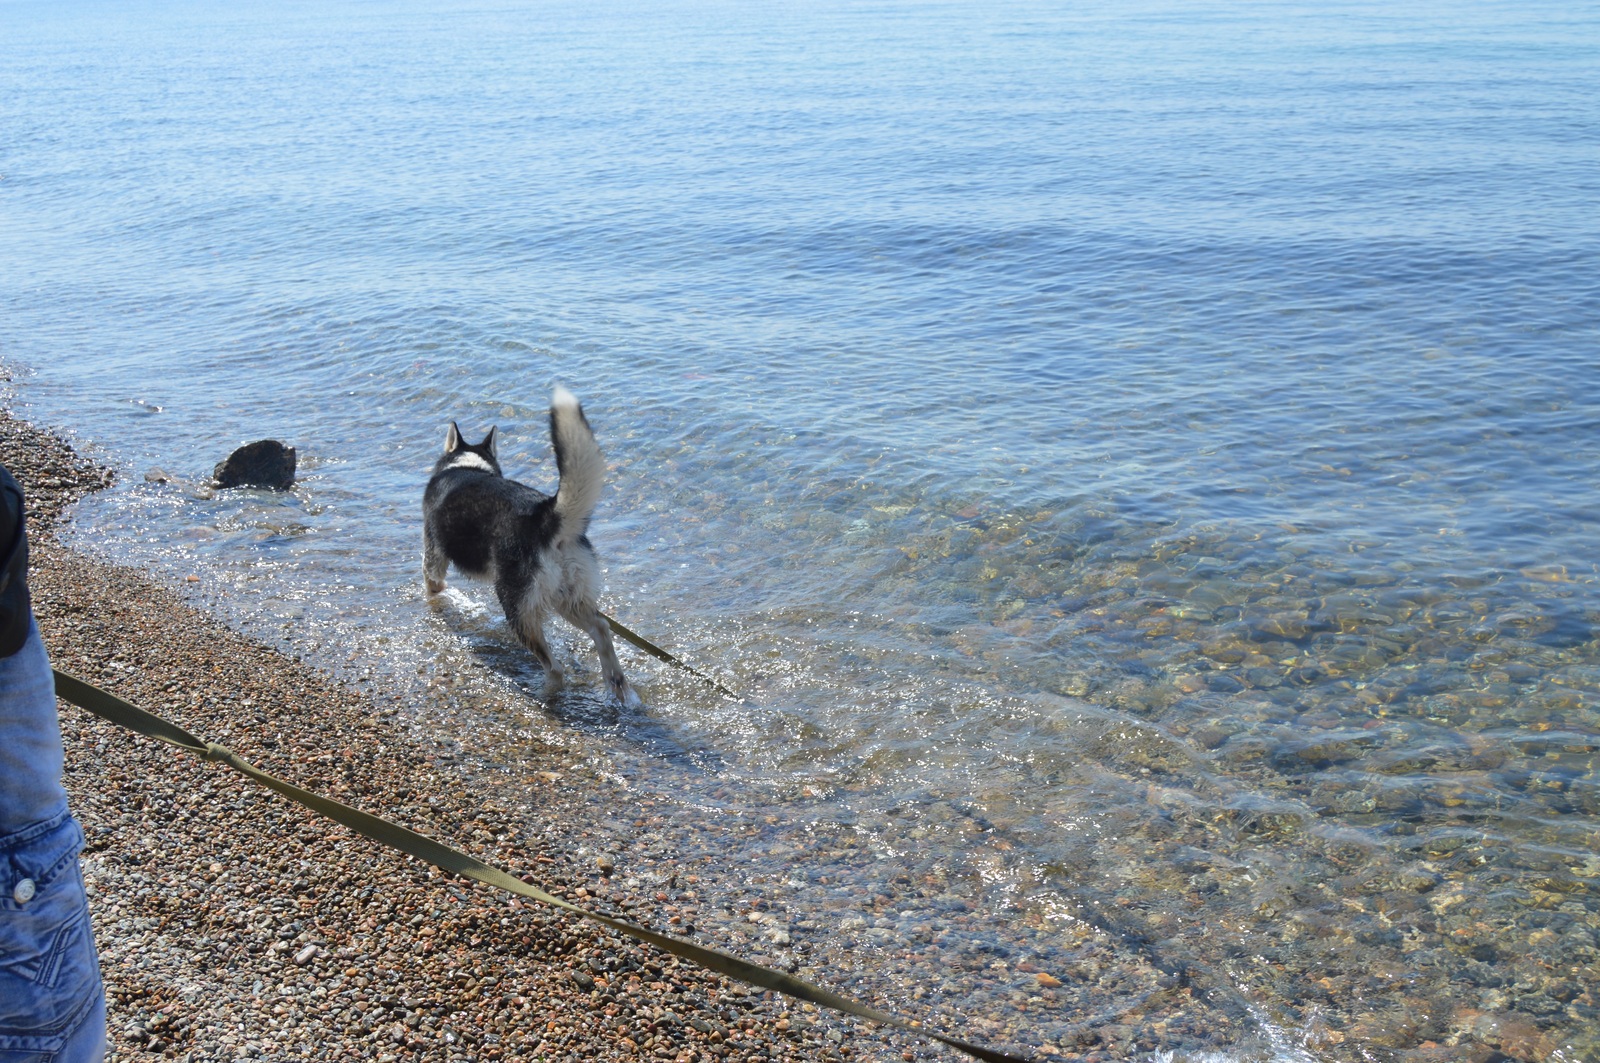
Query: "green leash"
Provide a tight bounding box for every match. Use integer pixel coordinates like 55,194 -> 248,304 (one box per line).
600,611 -> 743,701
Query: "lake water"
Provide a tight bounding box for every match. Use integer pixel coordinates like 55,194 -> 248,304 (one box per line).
4,1 -> 1599,1059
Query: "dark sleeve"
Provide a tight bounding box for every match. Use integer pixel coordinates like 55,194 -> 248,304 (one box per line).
0,463 -> 32,659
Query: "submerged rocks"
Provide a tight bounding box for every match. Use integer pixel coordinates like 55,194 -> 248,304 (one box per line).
213,439 -> 296,489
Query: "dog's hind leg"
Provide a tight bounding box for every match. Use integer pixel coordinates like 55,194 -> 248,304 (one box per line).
559,601 -> 641,709
499,585 -> 566,700
522,622 -> 566,702
423,529 -> 448,595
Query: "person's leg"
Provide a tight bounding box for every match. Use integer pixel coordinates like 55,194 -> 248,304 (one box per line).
0,618 -> 107,1063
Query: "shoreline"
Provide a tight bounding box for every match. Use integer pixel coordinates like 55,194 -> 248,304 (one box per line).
3,406 -> 912,1063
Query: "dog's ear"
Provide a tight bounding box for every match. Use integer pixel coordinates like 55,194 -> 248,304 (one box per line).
483,426 -> 499,459
445,422 -> 463,452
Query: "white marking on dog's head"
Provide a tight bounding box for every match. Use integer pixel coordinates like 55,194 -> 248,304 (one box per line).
445,451 -> 496,473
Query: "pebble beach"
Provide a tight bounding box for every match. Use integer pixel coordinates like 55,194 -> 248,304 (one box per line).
5,406 -> 941,1063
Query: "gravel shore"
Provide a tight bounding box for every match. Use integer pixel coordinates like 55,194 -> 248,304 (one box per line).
3,407 -> 929,1063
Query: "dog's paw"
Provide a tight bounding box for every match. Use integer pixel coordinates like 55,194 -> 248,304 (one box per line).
424,577 -> 446,595
539,672 -> 565,701
615,682 -> 643,710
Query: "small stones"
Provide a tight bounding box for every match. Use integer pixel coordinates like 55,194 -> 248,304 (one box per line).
1200,640 -> 1248,664
1396,867 -> 1442,894
1280,729 -> 1382,767
1520,564 -> 1569,583
1250,612 -> 1317,641
1207,673 -> 1248,695
1243,667 -> 1283,689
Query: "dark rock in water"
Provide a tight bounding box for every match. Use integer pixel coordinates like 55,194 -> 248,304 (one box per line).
213,440 -> 296,490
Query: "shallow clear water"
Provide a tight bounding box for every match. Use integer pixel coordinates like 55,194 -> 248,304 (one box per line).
4,0 -> 1600,1059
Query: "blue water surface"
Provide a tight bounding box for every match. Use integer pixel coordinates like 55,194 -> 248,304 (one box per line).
4,1 -> 1599,1059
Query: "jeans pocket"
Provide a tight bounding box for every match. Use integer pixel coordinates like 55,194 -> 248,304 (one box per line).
0,861 -> 103,1052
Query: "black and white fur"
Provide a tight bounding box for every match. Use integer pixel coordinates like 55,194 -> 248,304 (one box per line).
423,387 -> 639,708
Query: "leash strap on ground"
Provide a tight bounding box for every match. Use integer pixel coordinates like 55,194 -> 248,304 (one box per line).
53,668 -> 1032,1063
601,611 -> 744,702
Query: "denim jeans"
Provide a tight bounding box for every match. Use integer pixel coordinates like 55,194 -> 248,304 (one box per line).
0,622 -> 105,1063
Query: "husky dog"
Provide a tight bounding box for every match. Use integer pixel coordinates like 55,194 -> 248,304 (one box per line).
423,387 -> 640,708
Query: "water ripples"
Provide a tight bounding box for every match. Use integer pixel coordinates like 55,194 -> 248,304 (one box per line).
6,0 -> 1600,1057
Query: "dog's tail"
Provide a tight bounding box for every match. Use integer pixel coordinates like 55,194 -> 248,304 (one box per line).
550,386 -> 605,544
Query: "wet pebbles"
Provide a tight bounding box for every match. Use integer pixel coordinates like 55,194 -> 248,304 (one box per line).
9,401 -> 1600,1062
3,410 -> 925,1063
